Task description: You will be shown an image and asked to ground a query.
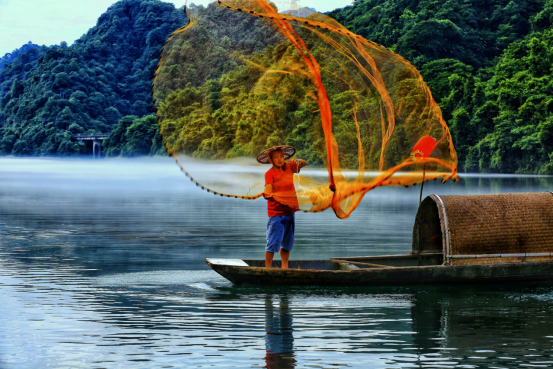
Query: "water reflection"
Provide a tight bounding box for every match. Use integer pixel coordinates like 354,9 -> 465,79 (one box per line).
407,284 -> 553,367
264,295 -> 296,368
411,292 -> 443,356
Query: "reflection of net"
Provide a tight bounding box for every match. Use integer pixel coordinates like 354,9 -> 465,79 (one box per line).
153,0 -> 459,219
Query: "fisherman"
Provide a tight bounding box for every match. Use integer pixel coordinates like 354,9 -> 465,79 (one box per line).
257,145 -> 307,269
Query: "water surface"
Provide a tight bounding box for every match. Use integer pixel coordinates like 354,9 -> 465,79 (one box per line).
1,157 -> 552,368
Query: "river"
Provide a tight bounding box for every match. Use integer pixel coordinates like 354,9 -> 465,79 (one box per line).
1,157 -> 553,368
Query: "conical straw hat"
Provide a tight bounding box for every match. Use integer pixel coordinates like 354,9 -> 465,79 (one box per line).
256,145 -> 296,164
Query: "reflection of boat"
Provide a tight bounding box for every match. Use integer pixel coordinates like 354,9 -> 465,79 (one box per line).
207,192 -> 553,286
410,284 -> 553,357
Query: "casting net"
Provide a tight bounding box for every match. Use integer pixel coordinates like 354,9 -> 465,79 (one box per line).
153,0 -> 459,219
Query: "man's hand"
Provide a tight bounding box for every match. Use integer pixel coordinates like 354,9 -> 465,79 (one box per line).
290,158 -> 307,168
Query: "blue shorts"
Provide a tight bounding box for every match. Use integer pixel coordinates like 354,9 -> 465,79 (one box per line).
266,214 -> 295,253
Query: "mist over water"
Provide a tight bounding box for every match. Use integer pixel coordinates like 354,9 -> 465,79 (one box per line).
1,157 -> 553,368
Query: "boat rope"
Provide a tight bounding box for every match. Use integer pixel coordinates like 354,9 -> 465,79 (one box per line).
419,164 -> 425,205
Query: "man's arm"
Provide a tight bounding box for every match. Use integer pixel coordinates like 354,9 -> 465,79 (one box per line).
290,158 -> 307,169
264,184 -> 273,199
264,170 -> 273,199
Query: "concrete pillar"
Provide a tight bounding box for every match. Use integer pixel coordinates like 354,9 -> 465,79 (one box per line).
93,139 -> 101,159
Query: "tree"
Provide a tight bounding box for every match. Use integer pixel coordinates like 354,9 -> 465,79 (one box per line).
122,115 -> 160,157
103,115 -> 137,157
10,79 -> 24,98
57,106 -> 74,131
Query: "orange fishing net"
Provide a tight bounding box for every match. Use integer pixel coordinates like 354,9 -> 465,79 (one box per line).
153,0 -> 459,219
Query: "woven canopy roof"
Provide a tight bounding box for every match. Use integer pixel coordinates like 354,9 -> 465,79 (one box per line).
412,192 -> 553,265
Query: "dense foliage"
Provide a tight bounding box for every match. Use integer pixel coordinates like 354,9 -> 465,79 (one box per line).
331,0 -> 544,69
102,115 -> 166,157
157,36 -> 442,170
157,45 -> 327,165
330,0 -> 553,173
0,42 -> 41,71
1,0 -> 553,174
0,0 -> 185,156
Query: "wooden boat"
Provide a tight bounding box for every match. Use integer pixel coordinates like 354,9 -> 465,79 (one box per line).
206,192 -> 553,286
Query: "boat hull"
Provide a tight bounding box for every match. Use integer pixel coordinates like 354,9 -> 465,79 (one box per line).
206,258 -> 553,286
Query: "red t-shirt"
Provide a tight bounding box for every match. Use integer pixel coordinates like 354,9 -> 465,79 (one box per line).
265,162 -> 300,217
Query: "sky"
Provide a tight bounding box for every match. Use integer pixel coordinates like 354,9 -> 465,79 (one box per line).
0,0 -> 354,56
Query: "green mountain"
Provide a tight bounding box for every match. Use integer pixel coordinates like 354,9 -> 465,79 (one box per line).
0,0 -> 186,156
1,0 -> 553,174
329,0 -> 553,174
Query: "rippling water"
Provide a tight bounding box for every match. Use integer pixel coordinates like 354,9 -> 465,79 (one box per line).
1,157 -> 553,368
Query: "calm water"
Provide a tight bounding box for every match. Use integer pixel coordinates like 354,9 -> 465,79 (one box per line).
1,157 -> 553,368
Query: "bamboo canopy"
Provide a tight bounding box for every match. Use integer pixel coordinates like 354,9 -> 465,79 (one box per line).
412,192 -> 553,265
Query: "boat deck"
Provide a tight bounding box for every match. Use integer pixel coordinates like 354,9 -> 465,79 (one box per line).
241,253 -> 444,271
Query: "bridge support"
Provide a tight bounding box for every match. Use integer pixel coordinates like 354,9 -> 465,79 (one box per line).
92,140 -> 102,159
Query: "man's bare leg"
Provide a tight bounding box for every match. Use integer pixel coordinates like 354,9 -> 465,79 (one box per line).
265,251 -> 274,268
280,249 -> 290,269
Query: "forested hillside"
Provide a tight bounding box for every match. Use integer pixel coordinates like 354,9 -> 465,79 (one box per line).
1,0 -> 553,174
330,0 -> 553,173
0,0 -> 185,156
